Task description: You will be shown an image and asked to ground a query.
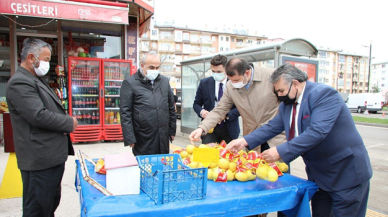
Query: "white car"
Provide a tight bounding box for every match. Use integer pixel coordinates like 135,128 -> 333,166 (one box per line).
346,93 -> 384,113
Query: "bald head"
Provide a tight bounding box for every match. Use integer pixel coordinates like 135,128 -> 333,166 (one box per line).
225,58 -> 250,76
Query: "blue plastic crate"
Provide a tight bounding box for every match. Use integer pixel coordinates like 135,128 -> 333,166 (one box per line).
136,154 -> 208,204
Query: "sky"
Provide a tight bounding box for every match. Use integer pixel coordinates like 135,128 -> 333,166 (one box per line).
154,0 -> 387,63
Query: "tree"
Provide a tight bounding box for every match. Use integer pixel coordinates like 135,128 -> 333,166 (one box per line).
371,84 -> 381,93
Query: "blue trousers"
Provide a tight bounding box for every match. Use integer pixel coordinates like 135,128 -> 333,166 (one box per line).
311,180 -> 370,217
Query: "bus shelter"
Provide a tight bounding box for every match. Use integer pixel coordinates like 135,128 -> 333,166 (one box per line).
180,38 -> 318,134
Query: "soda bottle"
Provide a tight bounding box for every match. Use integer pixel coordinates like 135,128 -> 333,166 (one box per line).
117,112 -> 121,124
105,111 -> 109,123
96,112 -> 100,124
96,98 -> 99,108
115,98 -> 119,107
92,111 -> 96,124
64,100 -> 68,110
109,111 -> 114,124
87,111 -> 91,124
113,112 -> 117,124
82,111 -> 87,122
73,110 -> 77,118
79,111 -> 83,124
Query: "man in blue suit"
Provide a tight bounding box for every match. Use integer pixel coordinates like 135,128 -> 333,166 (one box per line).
227,64 -> 372,217
193,55 -> 240,144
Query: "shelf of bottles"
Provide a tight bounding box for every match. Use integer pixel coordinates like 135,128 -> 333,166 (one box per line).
103,62 -> 127,125
71,60 -> 100,125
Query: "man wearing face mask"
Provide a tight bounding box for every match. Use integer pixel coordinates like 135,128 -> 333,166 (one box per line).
189,58 -> 285,153
193,55 -> 240,144
6,38 -> 77,216
227,64 -> 372,217
120,51 -> 176,156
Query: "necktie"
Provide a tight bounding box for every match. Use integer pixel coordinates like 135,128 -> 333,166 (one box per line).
288,102 -> 298,141
218,83 -> 224,128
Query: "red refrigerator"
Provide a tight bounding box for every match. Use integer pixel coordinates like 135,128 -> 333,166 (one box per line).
68,57 -> 133,143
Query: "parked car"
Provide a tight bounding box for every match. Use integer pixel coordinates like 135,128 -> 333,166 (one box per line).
346,93 -> 384,113
175,97 -> 181,119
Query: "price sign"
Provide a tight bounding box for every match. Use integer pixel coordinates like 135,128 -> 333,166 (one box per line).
193,148 -> 219,168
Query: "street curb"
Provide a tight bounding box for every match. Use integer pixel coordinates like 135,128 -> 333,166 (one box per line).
354,122 -> 388,128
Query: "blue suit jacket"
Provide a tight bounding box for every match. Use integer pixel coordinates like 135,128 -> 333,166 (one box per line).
245,81 -> 372,191
193,77 -> 240,139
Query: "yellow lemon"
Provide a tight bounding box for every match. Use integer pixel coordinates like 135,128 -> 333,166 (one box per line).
226,169 -> 235,181
190,154 -> 194,162
188,162 -> 198,168
256,167 -> 268,180
235,172 -> 248,182
240,157 -> 247,164
212,168 -> 220,180
218,158 -> 230,170
268,168 -> 278,182
180,151 -> 189,158
278,163 -> 289,173
229,162 -> 237,172
238,150 -> 247,156
186,145 -> 196,154
207,169 -> 213,180
199,144 -> 210,149
208,162 -> 218,169
197,162 -> 204,168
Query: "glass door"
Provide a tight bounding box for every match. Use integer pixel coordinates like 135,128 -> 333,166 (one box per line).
69,57 -> 101,126
102,60 -> 131,126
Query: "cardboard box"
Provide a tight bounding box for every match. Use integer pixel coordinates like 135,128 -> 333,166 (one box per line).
105,152 -> 140,195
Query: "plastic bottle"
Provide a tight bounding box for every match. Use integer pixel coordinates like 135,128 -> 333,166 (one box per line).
92,111 -> 96,124
105,111 -> 109,123
109,111 -> 114,124
96,112 -> 100,124
117,112 -> 121,124
113,112 -> 117,124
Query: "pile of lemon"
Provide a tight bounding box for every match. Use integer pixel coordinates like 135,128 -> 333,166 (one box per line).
176,144 -> 289,183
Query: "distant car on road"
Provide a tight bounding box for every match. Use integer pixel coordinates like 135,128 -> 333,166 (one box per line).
176,97 -> 181,119
346,93 -> 384,113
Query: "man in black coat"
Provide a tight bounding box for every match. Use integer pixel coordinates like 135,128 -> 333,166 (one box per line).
120,51 -> 176,156
6,38 -> 77,216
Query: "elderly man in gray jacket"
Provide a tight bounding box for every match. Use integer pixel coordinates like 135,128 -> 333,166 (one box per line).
6,38 -> 77,217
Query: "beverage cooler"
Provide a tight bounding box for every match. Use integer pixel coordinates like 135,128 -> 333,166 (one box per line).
68,57 -> 133,143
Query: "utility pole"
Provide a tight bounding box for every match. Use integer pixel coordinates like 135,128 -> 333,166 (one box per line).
367,40 -> 372,93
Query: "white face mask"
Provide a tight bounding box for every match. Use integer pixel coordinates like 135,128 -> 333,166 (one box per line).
212,72 -> 225,82
231,75 -> 247,89
145,70 -> 159,81
33,57 -> 50,77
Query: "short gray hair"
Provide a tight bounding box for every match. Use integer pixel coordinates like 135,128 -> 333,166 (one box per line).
20,38 -> 52,62
140,50 -> 160,64
269,63 -> 308,85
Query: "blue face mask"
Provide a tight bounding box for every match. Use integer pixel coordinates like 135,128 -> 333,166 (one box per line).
212,72 -> 225,82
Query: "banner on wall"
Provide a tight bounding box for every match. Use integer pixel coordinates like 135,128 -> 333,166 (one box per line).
0,0 -> 129,24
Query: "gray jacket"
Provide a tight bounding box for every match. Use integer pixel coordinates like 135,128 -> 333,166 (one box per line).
6,66 -> 74,171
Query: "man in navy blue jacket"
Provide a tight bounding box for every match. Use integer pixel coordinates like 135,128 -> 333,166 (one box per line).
227,64 -> 372,217
193,55 -> 240,144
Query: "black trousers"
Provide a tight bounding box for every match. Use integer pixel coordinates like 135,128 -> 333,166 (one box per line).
202,124 -> 233,144
20,163 -> 65,217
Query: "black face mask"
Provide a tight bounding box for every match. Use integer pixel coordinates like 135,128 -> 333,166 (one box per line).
277,82 -> 298,105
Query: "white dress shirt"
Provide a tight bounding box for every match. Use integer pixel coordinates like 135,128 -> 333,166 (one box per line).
290,84 -> 306,137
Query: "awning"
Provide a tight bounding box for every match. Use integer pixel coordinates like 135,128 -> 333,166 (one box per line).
0,0 -> 129,25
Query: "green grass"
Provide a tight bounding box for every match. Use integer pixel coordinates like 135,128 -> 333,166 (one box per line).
353,116 -> 388,125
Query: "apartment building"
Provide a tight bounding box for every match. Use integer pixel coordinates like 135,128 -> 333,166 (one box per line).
139,21 -> 268,95
371,61 -> 388,92
311,47 -> 369,94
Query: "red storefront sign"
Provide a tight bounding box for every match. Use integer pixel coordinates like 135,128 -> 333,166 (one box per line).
0,0 -> 129,24
285,61 -> 317,82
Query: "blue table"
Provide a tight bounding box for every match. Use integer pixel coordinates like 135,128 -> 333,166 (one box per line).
75,160 -> 318,217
